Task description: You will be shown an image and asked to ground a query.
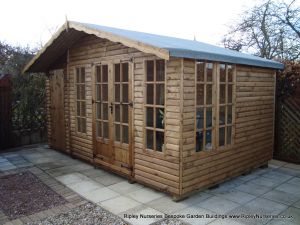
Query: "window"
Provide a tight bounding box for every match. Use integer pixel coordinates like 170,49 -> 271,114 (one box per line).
75,67 -> 86,133
95,65 -> 109,139
219,64 -> 234,147
195,62 -> 235,152
145,60 -> 165,152
196,62 -> 214,151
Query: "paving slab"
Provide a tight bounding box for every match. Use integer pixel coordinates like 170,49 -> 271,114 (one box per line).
108,181 -> 144,194
208,219 -> 246,225
215,189 -> 257,204
100,196 -> 142,214
287,177 -> 300,186
94,173 -> 127,186
250,176 -> 283,187
67,180 -> 103,195
126,187 -> 166,204
147,196 -> 190,214
279,207 -> 300,225
262,189 -> 300,206
175,205 -> 216,225
79,168 -> 109,178
293,199 -> 300,209
275,183 -> 300,197
82,187 -> 119,203
234,182 -> 271,196
196,196 -> 240,214
262,171 -> 293,183
56,173 -> 91,185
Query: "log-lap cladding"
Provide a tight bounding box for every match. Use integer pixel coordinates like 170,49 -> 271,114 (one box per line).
24,21 -> 283,199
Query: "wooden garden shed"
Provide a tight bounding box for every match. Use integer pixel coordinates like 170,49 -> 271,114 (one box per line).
24,21 -> 284,199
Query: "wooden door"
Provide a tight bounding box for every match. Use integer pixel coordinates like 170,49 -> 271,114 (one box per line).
49,69 -> 65,151
93,62 -> 132,173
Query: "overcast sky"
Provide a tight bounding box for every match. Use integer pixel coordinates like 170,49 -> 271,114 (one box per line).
1,0 -> 263,49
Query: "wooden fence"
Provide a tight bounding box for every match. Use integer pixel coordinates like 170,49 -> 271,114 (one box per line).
275,97 -> 300,163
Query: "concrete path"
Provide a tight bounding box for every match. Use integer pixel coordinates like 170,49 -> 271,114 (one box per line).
0,144 -> 300,225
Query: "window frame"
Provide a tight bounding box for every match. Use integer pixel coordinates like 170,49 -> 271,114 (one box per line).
75,66 -> 87,134
143,58 -> 166,153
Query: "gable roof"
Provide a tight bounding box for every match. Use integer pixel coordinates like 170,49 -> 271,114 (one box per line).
24,21 -> 284,73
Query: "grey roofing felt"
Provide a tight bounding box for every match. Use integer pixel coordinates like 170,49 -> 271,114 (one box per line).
78,22 -> 284,70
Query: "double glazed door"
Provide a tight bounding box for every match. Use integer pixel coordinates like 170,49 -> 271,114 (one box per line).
93,61 -> 132,172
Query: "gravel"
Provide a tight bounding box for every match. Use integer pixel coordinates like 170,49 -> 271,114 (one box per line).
27,203 -> 130,225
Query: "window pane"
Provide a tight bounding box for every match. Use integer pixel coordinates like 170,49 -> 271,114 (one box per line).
206,84 -> 212,105
220,84 -> 226,104
76,86 -> 80,100
96,103 -> 101,119
206,107 -> 212,128
196,84 -> 204,105
196,107 -> 204,129
103,103 -> 108,120
227,126 -> 232,145
205,130 -> 212,150
81,102 -> 86,117
122,84 -> 128,102
80,68 -> 85,83
206,63 -> 213,82
97,121 -> 102,137
220,64 -> 226,82
96,84 -> 101,101
146,107 -> 154,127
146,129 -> 154,150
156,108 -> 164,129
77,101 -> 80,116
228,84 -> 233,103
77,117 -> 81,132
228,105 -> 232,124
146,84 -> 154,104
102,65 -> 108,82
219,127 -> 225,146
76,68 -> 80,83
122,63 -> 129,82
228,65 -> 233,82
156,84 -> 164,105
197,62 -> 205,82
114,64 -> 120,82
122,125 -> 129,144
219,106 -> 225,125
156,131 -> 164,152
103,122 -> 109,139
115,104 -> 120,122
196,131 -> 204,152
81,118 -> 86,133
122,105 -> 128,124
115,84 -> 120,102
146,60 -> 154,81
102,84 -> 108,101
96,66 -> 101,83
115,124 -> 120,141
80,85 -> 85,99
156,60 -> 165,81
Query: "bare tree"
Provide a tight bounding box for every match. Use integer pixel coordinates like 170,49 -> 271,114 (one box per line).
222,0 -> 300,61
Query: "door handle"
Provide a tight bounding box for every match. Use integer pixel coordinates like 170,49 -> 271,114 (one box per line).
109,102 -> 114,113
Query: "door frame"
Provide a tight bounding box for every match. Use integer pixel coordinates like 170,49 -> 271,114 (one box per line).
91,58 -> 134,177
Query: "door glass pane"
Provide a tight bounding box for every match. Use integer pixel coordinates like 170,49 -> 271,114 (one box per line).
77,101 -> 80,116
96,103 -> 101,119
196,131 -> 204,152
96,84 -> 101,101
103,103 -> 108,120
219,106 -> 225,125
220,64 -> 226,82
146,107 -> 154,127
156,84 -> 164,105
206,84 -> 212,105
77,117 -> 81,132
81,68 -> 85,82
156,60 -> 165,81
76,68 -> 80,83
219,127 -> 225,146
227,126 -> 232,145
102,65 -> 108,82
228,84 -> 233,103
228,105 -> 232,124
146,129 -> 154,150
114,64 -> 120,82
220,84 -> 226,104
122,105 -> 128,124
102,84 -> 108,101
196,107 -> 204,129
122,84 -> 128,102
196,84 -> 204,105
147,84 -> 154,104
228,65 -> 233,82
97,121 -> 102,137
81,102 -> 86,117
81,118 -> 86,133
103,122 -> 109,139
197,62 -> 205,81
122,125 -> 129,144
122,63 -> 129,82
206,63 -> 213,82
115,124 -> 120,141
156,108 -> 164,129
76,86 -> 80,99
80,85 -> 85,99
96,66 -> 101,83
205,129 -> 212,150
146,61 -> 154,81
115,84 -> 120,102
206,107 -> 212,128
115,105 -> 120,122
156,131 -> 164,152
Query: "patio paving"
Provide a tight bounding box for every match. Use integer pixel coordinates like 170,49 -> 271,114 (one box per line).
0,144 -> 300,225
